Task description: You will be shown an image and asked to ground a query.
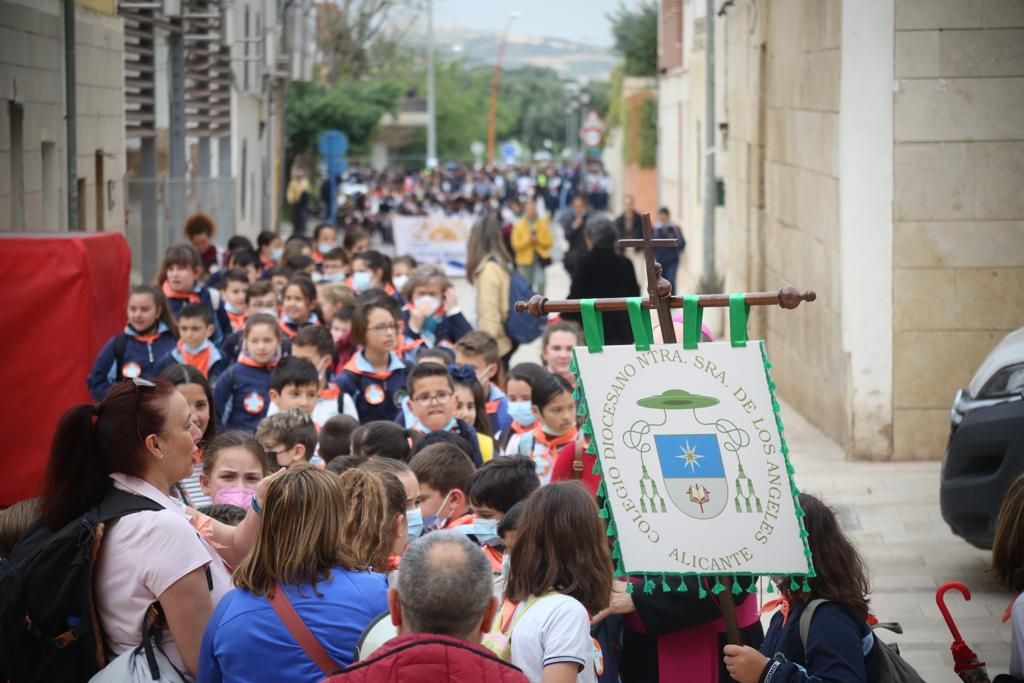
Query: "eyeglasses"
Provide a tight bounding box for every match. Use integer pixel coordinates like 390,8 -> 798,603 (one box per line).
128,377 -> 156,442
367,323 -> 400,335
412,391 -> 454,407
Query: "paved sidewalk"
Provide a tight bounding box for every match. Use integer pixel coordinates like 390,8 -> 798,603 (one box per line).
781,402 -> 1011,681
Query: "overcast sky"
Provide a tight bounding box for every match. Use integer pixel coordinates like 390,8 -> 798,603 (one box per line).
430,0 -> 626,46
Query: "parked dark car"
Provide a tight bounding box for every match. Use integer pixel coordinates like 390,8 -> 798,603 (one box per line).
941,328 -> 1024,549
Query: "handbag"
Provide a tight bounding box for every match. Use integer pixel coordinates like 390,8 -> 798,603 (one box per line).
268,583 -> 343,677
89,605 -> 189,682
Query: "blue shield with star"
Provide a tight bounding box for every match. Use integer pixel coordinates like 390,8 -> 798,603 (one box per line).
654,434 -> 729,520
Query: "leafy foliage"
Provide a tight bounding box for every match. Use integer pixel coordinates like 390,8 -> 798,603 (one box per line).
285,80 -> 404,158
609,1 -> 658,77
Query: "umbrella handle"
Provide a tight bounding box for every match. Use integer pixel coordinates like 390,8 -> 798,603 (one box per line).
936,581 -> 971,643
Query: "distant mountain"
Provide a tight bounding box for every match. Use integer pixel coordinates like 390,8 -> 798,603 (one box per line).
430,26 -> 616,82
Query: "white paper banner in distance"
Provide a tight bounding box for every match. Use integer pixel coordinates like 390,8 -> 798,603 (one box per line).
574,340 -> 811,578
392,214 -> 475,278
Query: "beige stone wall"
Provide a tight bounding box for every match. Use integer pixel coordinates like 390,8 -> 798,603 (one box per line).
740,0 -> 848,446
0,0 -> 125,232
891,0 -> 1024,459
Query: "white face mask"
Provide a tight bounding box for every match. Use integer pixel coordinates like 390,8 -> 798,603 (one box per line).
393,274 -> 409,291
414,295 -> 441,317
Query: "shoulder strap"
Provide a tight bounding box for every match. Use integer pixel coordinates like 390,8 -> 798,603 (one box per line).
208,287 -> 221,311
268,584 -> 341,676
518,432 -> 534,457
572,439 -> 584,479
113,333 -> 129,377
96,487 -> 164,523
799,599 -> 830,650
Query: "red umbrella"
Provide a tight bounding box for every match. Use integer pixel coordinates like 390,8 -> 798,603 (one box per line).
936,582 -> 990,682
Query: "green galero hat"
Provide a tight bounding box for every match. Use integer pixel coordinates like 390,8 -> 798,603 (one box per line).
636,389 -> 719,410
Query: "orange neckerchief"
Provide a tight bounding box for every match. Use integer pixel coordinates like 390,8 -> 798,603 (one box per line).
1004,594 -> 1021,623
532,424 -> 579,458
162,281 -> 200,303
133,332 -> 162,345
178,341 -> 212,378
225,308 -> 247,332
238,353 -> 279,370
762,595 -> 879,627
318,383 -> 340,400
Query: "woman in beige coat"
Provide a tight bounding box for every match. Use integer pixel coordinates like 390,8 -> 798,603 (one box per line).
466,211 -> 515,366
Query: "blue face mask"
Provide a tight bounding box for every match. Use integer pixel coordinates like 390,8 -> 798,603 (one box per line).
406,507 -> 424,542
352,271 -> 373,293
422,492 -> 452,533
318,243 -> 336,255
271,247 -> 283,261
508,400 -> 536,427
470,518 -> 500,545
321,272 -> 346,283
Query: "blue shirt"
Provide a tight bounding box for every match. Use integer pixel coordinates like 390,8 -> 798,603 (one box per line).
198,567 -> 389,683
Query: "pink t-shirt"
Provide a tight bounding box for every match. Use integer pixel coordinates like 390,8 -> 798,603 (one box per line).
94,473 -> 233,670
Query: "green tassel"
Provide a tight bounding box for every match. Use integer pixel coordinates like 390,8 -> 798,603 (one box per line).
748,579 -> 758,593
606,519 -> 617,537
598,507 -> 609,520
802,578 -> 811,592
677,577 -> 688,592
643,576 -> 655,594
790,577 -> 800,592
732,578 -> 742,595
597,481 -> 606,498
625,580 -> 634,595
586,441 -> 598,455
766,581 -> 775,594
611,545 -> 621,560
592,460 -> 602,475
698,581 -> 707,599
661,577 -> 671,592
712,577 -> 726,595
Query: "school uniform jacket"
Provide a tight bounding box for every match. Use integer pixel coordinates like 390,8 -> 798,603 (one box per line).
162,282 -> 225,343
336,351 -> 409,424
153,341 -> 228,386
400,305 -> 473,350
87,323 -> 177,401
212,355 -> 276,432
215,303 -> 248,336
219,330 -> 291,365
485,383 -> 512,435
278,312 -> 319,340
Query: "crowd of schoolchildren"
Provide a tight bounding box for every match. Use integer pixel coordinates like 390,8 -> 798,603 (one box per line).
1,204 -> 1021,683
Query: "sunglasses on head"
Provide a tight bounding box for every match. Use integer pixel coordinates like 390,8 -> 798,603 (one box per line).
126,377 -> 156,442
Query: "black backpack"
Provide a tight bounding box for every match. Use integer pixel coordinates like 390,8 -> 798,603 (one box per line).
0,488 -> 163,682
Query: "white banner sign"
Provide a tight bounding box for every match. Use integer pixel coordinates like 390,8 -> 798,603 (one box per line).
575,341 -> 812,578
392,214 -> 475,278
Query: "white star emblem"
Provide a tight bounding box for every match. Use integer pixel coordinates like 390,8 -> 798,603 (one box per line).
676,441 -> 704,472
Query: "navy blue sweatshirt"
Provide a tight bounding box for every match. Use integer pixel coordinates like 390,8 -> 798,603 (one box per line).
759,600 -> 879,683
212,356 -> 275,432
336,351 -> 409,424
87,323 -> 177,401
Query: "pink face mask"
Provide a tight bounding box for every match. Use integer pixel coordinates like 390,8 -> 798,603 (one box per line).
213,486 -> 256,509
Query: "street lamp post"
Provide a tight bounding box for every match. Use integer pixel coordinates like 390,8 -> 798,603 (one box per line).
486,12 -> 519,163
426,0 -> 437,169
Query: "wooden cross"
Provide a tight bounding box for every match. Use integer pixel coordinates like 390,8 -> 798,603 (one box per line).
513,210 -> 818,645
617,212 -> 681,343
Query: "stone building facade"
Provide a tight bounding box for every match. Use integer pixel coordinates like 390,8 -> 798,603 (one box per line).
658,0 -> 1024,459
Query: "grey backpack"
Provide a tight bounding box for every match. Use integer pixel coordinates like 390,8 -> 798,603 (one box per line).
800,599 -> 926,683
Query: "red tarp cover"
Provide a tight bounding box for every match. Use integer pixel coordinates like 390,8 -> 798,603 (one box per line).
0,233 -> 131,506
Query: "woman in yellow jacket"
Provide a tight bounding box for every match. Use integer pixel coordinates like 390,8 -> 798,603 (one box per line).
510,200 -> 553,295
467,211 -> 515,365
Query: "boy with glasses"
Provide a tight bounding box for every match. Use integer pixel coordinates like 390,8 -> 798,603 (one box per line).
407,364 -> 483,467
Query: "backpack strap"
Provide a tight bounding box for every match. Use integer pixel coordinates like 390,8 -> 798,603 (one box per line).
572,439 -> 584,479
268,583 -> 342,676
799,599 -> 830,650
112,333 -> 129,379
517,432 -> 534,457
96,487 -> 164,522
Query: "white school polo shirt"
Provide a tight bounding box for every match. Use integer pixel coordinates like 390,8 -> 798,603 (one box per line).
510,593 -> 596,683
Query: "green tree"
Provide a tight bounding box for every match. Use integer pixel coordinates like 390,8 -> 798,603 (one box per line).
609,1 -> 658,77
285,80 -> 404,160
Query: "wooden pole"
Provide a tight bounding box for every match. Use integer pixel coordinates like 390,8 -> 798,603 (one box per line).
527,211 -> 811,646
